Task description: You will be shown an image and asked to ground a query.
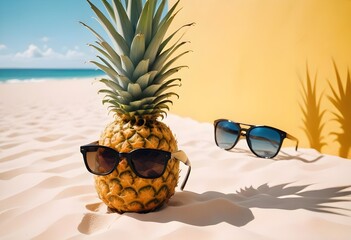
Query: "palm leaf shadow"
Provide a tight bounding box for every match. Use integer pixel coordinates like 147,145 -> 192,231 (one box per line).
299,64 -> 327,152
127,183 -> 351,227
233,183 -> 351,215
328,61 -> 351,158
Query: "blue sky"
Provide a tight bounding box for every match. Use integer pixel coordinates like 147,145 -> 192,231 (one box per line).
0,0 -> 164,69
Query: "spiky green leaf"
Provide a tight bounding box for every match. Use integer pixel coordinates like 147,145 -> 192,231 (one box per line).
128,83 -> 142,97
154,78 -> 181,96
133,59 -> 149,80
87,0 -> 129,55
90,60 -> 119,82
159,22 -> 195,55
99,78 -> 124,92
142,84 -> 162,97
130,97 -> 155,108
153,40 -> 188,71
153,66 -> 188,84
112,0 -> 134,43
101,0 -> 115,22
144,12 -> 177,65
136,72 -> 153,90
159,50 -> 191,75
152,0 -> 167,35
80,21 -> 106,42
121,55 -> 135,78
135,0 -> 152,45
116,75 -> 132,90
99,41 -> 128,76
130,33 -> 145,65
127,0 -> 142,30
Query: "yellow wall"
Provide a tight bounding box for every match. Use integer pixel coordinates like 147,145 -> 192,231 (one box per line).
169,0 -> 351,158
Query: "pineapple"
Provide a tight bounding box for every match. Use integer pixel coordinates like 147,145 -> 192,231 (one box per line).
81,0 -> 192,212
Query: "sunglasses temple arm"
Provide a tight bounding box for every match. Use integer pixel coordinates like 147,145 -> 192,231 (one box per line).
173,151 -> 192,191
286,133 -> 299,151
180,165 -> 191,191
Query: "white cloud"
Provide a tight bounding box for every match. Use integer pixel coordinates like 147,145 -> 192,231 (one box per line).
0,44 -> 94,68
14,44 -> 85,60
0,44 -> 7,50
15,44 -> 49,58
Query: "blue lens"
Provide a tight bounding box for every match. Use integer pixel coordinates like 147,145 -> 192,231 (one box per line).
215,121 -> 240,150
248,127 -> 282,158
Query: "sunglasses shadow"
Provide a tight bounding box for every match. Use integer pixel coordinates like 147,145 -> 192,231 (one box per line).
125,183 -> 351,227
227,146 -> 323,163
275,149 -> 323,163
227,147 -> 254,156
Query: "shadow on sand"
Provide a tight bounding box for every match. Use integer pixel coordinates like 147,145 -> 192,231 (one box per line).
128,183 -> 351,227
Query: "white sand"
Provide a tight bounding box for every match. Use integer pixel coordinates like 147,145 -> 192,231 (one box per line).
1,79 -> 351,239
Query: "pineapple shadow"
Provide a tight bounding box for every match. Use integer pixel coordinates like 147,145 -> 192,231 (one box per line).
299,64 -> 327,153
328,62 -> 351,158
126,183 -> 351,227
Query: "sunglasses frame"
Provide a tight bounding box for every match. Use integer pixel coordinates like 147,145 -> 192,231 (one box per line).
214,119 -> 299,158
80,141 -> 191,190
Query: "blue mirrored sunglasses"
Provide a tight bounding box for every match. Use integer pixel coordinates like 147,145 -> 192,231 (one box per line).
214,119 -> 299,158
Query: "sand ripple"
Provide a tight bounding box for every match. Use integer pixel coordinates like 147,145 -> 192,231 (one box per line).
1,80 -> 351,239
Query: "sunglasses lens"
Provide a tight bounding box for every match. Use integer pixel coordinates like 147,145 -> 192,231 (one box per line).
215,121 -> 240,150
130,149 -> 170,178
86,147 -> 117,174
248,127 -> 282,158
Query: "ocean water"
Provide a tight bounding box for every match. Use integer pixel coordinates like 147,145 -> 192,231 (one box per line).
0,68 -> 105,83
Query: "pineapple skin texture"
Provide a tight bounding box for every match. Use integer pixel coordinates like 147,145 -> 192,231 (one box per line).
95,117 -> 179,213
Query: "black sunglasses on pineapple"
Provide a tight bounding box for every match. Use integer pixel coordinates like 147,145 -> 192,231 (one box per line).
80,142 -> 191,190
214,119 -> 299,158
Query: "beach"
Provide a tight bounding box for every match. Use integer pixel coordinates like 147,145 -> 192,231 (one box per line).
1,79 -> 351,239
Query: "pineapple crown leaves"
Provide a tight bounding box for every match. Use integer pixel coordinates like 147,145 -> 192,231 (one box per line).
81,0 -> 194,119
